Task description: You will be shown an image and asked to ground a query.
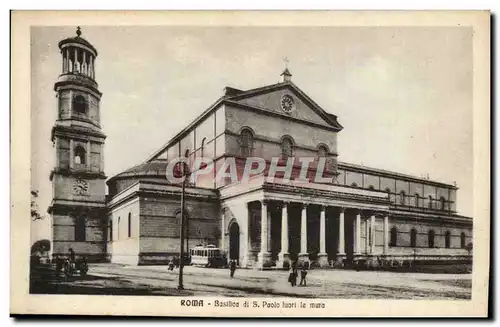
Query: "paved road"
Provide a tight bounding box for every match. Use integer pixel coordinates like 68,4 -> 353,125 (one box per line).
37,264 -> 470,299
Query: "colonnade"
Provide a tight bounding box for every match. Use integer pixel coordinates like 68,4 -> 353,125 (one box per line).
251,200 -> 390,268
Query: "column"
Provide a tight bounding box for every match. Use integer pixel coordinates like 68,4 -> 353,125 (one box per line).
241,202 -> 251,268
74,48 -> 78,72
355,211 -> 361,255
79,50 -> 83,72
267,208 -> 272,254
318,205 -> 328,267
220,210 -> 225,253
277,202 -> 290,268
89,55 -> 93,78
68,90 -> 73,115
298,203 -> 309,262
261,202 -> 268,253
54,138 -> 60,170
370,214 -> 376,254
69,139 -> 74,170
83,51 -> 87,75
65,49 -> 70,72
383,215 -> 389,255
257,200 -> 271,268
92,56 -> 95,79
86,140 -> 91,171
338,208 -> 345,255
365,217 -> 369,254
100,143 -> 105,172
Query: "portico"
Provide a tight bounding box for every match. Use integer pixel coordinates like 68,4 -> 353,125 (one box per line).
220,176 -> 391,269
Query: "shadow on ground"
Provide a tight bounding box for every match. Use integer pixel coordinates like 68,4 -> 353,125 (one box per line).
29,264 -> 192,296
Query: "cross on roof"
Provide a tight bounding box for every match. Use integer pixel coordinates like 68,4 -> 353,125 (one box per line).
283,56 -> 290,68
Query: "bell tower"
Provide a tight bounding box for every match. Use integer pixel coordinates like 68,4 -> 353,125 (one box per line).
48,27 -> 107,262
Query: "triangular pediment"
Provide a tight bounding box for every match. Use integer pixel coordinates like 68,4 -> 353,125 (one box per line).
226,82 -> 342,130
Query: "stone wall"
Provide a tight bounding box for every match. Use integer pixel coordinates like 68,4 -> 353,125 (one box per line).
108,197 -> 140,265
52,211 -> 107,262
137,194 -> 220,264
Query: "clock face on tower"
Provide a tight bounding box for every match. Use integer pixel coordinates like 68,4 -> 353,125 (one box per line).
280,94 -> 295,113
73,179 -> 89,196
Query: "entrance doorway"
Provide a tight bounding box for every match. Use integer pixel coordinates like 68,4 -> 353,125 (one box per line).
229,222 -> 240,265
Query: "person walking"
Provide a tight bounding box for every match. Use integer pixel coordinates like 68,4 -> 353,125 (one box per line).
299,260 -> 309,286
229,260 -> 236,278
68,248 -> 76,270
288,260 -> 298,286
168,259 -> 175,271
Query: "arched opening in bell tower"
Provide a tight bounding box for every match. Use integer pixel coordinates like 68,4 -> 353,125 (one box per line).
73,95 -> 88,115
74,146 -> 86,165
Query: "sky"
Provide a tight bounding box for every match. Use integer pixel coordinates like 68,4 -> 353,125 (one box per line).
31,26 -> 473,242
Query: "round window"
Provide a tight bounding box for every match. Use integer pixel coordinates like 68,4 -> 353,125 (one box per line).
280,94 -> 294,113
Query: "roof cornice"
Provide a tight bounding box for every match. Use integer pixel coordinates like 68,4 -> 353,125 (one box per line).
144,80 -> 344,163
229,81 -> 343,130
224,99 -> 342,133
338,161 -> 458,189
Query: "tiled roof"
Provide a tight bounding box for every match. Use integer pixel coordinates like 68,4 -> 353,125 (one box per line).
111,159 -> 168,179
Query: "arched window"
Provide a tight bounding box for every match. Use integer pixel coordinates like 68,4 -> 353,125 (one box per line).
73,95 -> 87,115
109,219 -> 113,242
428,196 -> 433,209
317,144 -> 330,170
128,213 -> 132,238
445,231 -> 451,248
74,146 -> 86,165
240,128 -> 254,157
410,228 -> 417,248
399,191 -> 406,205
415,193 -> 420,207
428,229 -> 435,248
460,232 -> 466,249
318,145 -> 328,157
117,217 -> 121,240
440,197 -> 446,210
200,138 -> 206,158
281,136 -> 294,158
390,227 -> 398,247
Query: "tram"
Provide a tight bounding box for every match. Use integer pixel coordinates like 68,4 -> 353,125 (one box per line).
189,244 -> 227,268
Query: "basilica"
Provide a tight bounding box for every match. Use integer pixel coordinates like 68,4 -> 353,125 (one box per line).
48,29 -> 473,269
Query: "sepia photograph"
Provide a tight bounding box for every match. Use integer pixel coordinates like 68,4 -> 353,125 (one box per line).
11,10 -> 490,317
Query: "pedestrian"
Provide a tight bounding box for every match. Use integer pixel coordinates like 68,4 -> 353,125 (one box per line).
288,260 -> 298,286
68,247 -> 76,270
229,260 -> 236,278
168,259 -> 175,271
299,261 -> 309,286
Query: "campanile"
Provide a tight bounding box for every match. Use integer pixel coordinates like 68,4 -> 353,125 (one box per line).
48,27 -> 107,262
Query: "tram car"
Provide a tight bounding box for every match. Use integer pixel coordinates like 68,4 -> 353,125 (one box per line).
189,244 -> 227,268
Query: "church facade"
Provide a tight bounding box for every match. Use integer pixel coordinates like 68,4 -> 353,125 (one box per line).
49,30 -> 473,269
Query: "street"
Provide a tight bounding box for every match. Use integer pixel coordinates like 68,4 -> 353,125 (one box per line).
30,263 -> 472,299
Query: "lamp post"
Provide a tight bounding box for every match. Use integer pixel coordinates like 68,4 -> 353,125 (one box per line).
178,160 -> 189,290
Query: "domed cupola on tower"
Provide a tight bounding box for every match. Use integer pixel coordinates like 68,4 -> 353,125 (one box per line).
57,26 -> 98,81
53,27 -> 103,130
